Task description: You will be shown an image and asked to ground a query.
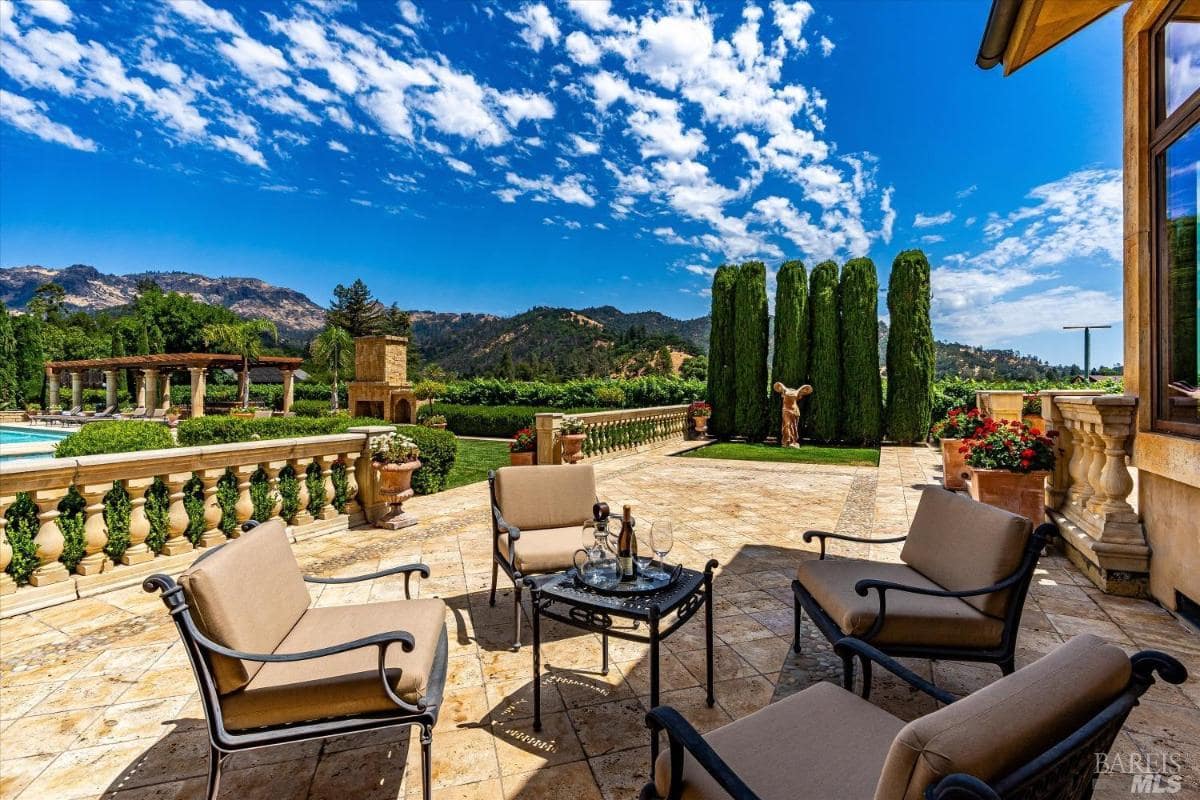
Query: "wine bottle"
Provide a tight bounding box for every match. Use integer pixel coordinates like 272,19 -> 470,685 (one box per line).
617,504 -> 637,582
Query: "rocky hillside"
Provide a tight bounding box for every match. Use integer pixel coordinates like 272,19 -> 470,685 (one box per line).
0,264 -> 326,340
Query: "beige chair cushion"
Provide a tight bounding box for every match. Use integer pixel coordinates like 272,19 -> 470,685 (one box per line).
494,464 -> 595,531
874,634 -> 1132,800
499,526 -> 582,574
654,681 -> 905,800
796,560 -> 1004,649
900,488 -> 1032,617
179,520 -> 311,694
221,598 -> 446,731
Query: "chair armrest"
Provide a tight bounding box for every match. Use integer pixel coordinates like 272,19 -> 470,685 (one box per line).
833,638 -> 957,705
491,504 -> 521,540
927,774 -> 1003,800
802,530 -> 907,560
305,563 -> 430,599
644,706 -> 763,800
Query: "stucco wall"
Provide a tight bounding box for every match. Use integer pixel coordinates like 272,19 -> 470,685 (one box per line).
1141,472 -> 1200,610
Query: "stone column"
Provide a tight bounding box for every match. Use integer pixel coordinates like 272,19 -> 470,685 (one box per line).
289,459 -> 314,526
160,373 -> 172,410
70,371 -> 84,411
143,369 -> 160,412
346,425 -> 395,524
316,455 -> 338,520
198,469 -> 226,547
0,497 -> 16,596
105,370 -> 119,410
135,374 -> 146,410
161,472 -> 194,556
281,370 -> 295,414
30,488 -> 70,586
535,412 -> 563,465
122,478 -> 155,564
77,483 -> 112,575
233,465 -> 257,532
46,369 -> 60,409
189,367 -> 207,418
975,390 -> 1024,422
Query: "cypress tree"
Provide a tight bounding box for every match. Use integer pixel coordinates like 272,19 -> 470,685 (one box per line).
12,315 -> 44,406
807,260 -> 841,442
771,260 -> 809,437
733,261 -> 770,440
111,329 -> 128,406
706,265 -> 738,439
839,258 -> 883,444
0,303 -> 18,410
885,249 -> 935,443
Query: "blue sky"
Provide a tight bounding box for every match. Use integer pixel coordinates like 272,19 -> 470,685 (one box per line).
0,0 -> 1124,366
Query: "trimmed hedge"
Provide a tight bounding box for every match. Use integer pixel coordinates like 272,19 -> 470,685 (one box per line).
396,425 -> 458,494
707,264 -> 738,440
291,399 -> 332,417
176,415 -> 387,446
437,377 -> 704,409
771,260 -> 809,436
170,382 -> 349,410
417,404 -> 598,438
733,261 -> 770,441
807,260 -> 841,443
886,250 -> 935,443
55,421 -> 175,458
839,258 -> 883,445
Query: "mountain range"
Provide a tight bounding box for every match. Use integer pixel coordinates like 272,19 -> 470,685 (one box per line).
1,264 -> 1079,380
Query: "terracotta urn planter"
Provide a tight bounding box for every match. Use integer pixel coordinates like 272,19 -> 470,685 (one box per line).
692,416 -> 708,435
373,459 -> 421,530
1023,414 -> 1046,432
509,451 -> 534,466
560,433 -> 586,464
966,468 -> 1050,525
940,438 -> 967,490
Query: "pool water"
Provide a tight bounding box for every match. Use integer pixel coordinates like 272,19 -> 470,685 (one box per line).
0,426 -> 71,445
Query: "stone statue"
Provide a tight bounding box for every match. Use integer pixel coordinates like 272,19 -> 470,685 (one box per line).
774,381 -> 813,448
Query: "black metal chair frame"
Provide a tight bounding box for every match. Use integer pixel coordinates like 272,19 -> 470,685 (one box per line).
144,528 -> 447,800
487,469 -> 598,649
793,522 -> 1054,694
640,636 -> 1187,800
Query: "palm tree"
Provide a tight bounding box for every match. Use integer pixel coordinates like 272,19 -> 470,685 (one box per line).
310,325 -> 353,412
201,320 -> 279,409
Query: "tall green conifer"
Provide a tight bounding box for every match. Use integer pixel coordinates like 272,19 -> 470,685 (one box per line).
839,258 -> 883,444
771,260 -> 809,437
885,250 -> 935,443
807,261 -> 841,442
706,265 -> 738,439
733,261 -> 770,440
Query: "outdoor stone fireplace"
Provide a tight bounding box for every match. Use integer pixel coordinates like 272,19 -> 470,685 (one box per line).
347,335 -> 416,423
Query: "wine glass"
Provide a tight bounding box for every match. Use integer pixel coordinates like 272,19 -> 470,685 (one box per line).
649,519 -> 674,577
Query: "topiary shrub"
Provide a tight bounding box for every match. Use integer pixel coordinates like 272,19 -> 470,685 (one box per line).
332,461 -> 350,512
733,261 -> 770,441
278,466 -> 301,522
216,471 -> 238,534
306,462 -> 325,517
707,264 -> 738,439
886,250 -> 935,443
103,482 -> 131,561
807,260 -> 841,442
839,257 -> 883,445
250,468 -> 274,521
771,260 -> 809,436
396,424 -> 458,494
145,478 -> 169,553
184,476 -> 205,544
5,494 -> 39,586
55,421 -> 174,458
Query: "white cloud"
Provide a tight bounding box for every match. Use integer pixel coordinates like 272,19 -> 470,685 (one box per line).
26,0 -> 72,25
920,234 -> 945,244
507,3 -> 560,52
166,0 -> 246,38
818,36 -> 834,56
571,134 -> 600,155
502,171 -> 595,207
565,31 -> 601,65
879,186 -> 895,243
964,215 -> 977,227
327,139 -> 349,152
211,134 -> 266,167
218,36 -> 292,90
445,156 -> 474,174
914,210 -> 955,227
956,184 -> 977,199
496,90 -> 555,126
771,0 -> 814,51
0,88 -> 96,150
398,0 -> 423,27
566,0 -> 631,32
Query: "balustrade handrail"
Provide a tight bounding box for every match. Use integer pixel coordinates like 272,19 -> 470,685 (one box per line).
571,404 -> 689,425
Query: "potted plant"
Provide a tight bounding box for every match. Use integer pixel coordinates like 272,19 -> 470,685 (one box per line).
961,418 -> 1057,524
1022,393 -> 1046,433
165,405 -> 182,424
930,407 -> 988,490
690,401 -> 711,435
422,414 -> 448,430
369,432 -> 422,529
509,427 -> 536,466
24,403 -> 41,420
559,416 -> 587,463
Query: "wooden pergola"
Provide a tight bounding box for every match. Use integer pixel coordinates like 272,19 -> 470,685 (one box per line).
44,353 -> 304,416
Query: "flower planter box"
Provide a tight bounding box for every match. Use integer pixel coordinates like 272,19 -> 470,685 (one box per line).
966,468 -> 1050,525
940,438 -> 967,490
509,452 -> 534,466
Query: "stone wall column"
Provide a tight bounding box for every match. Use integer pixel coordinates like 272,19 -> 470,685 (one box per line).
30,488 -> 69,586
160,373 -> 172,409
77,483 -> 112,575
135,375 -> 146,409
281,370 -> 295,414
46,369 -> 60,409
189,367 -> 207,418
105,370 -> 119,410
535,412 -> 563,465
122,478 -> 154,564
143,368 -> 160,412
289,459 -> 314,526
233,465 -> 256,531
70,371 -> 84,411
161,472 -> 194,556
198,469 -> 226,547
0,497 -> 16,596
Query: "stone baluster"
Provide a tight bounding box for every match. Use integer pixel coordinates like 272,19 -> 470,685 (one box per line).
161,472 -> 194,556
1083,425 -> 1107,519
316,455 -> 338,520
232,465 -> 256,532
1065,418 -> 1094,511
30,488 -> 70,586
76,483 -> 111,575
263,461 -> 287,522
341,452 -> 361,515
1096,428 -> 1136,517
0,497 -> 16,596
123,478 -> 154,564
198,468 -> 226,547
289,459 -> 314,526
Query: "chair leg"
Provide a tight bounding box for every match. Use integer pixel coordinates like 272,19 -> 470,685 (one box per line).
512,581 -> 523,650
792,594 -> 803,654
206,746 -> 226,800
489,560 -> 498,607
420,724 -> 433,800
859,654 -> 872,701
999,656 -> 1015,676
840,650 -> 855,693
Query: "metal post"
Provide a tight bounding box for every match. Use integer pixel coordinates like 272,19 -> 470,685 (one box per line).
1063,325 -> 1111,380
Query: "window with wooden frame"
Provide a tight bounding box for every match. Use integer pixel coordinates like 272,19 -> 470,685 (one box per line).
1152,0 -> 1200,436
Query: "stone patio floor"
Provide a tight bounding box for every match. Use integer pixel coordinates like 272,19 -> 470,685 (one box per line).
1,444 -> 1198,799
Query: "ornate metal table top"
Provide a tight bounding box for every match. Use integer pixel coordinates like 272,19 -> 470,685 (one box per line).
528,560 -> 715,621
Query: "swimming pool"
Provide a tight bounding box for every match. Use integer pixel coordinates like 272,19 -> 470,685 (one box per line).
0,425 -> 70,462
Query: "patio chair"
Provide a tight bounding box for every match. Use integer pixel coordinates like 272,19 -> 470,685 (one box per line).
641,633 -> 1186,800
793,487 -> 1049,691
488,464 -> 598,649
144,519 -> 447,800
42,405 -> 81,426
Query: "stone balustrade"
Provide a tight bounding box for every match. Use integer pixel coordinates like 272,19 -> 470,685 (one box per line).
1041,393 -> 1151,596
535,405 -> 689,465
0,425 -> 393,616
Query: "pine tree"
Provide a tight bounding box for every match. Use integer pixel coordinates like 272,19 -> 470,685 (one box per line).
733,261 -> 770,440
327,279 -> 384,337
147,324 -> 166,355
886,250 -> 935,443
807,260 -> 841,442
0,303 -> 18,409
656,345 -> 674,376
771,260 -> 809,437
706,265 -> 738,439
839,258 -> 883,444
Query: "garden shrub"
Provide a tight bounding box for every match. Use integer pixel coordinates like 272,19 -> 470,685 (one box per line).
5,494 -> 39,585
216,471 -> 238,534
733,261 -> 770,441
306,462 -> 325,517
396,424 -> 458,495
145,478 -> 169,553
840,258 -> 883,445
771,260 -> 809,436
103,482 -> 131,561
417,404 -> 593,438
593,386 -> 626,408
184,476 -> 205,544
177,415 -> 386,446
808,260 -> 841,442
278,466 -> 301,522
171,382 -> 348,410
291,399 -> 331,418
250,468 -> 274,521
332,461 -> 350,512
707,264 -> 738,439
886,250 -> 935,443
437,377 -> 704,409
55,421 -> 174,458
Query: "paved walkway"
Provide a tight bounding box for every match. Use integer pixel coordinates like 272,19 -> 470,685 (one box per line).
1,445 -> 1197,799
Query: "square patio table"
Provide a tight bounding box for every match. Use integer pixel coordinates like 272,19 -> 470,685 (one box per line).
525,558 -> 719,768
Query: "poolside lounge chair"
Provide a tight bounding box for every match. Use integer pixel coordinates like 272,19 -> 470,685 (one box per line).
793,487 -> 1049,690
144,519 -> 447,800
488,465 -> 599,649
79,406 -> 117,424
37,405 -> 82,426
119,406 -> 147,420
642,634 -> 1186,800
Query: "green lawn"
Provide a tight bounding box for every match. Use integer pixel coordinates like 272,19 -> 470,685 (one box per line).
679,441 -> 880,467
444,438 -> 511,490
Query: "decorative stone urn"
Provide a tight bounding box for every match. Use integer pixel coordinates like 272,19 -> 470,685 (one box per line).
940,438 -> 967,491
966,468 -> 1050,525
560,433 -> 586,464
374,459 -> 421,530
692,415 -> 708,435
509,451 -> 534,466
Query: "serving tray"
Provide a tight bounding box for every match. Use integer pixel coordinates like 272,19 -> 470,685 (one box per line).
571,557 -> 683,596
